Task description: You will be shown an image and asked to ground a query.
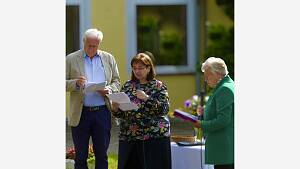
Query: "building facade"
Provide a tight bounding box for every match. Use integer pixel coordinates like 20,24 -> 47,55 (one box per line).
66,0 -> 233,115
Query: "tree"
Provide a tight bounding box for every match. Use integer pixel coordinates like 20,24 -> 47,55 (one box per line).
204,0 -> 234,79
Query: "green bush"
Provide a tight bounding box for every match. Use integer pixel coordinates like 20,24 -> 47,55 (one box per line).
201,0 -> 234,80
205,25 -> 234,80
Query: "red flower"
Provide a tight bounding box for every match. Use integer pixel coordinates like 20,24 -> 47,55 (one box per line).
66,147 -> 76,159
66,145 -> 95,160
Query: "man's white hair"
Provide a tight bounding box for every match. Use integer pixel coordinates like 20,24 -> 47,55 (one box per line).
201,57 -> 229,76
83,28 -> 103,42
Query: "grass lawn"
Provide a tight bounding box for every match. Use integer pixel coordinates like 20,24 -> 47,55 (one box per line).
108,153 -> 118,169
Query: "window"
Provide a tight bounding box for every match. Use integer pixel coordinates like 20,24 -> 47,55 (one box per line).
137,5 -> 187,66
126,0 -> 198,74
66,0 -> 91,55
66,5 -> 79,55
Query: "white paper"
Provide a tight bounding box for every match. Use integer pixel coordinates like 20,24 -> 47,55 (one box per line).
84,81 -> 107,93
106,92 -> 139,111
118,102 -> 139,111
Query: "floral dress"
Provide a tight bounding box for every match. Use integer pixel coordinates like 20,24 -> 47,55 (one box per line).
112,79 -> 170,141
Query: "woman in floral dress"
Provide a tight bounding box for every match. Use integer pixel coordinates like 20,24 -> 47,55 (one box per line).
111,52 -> 171,169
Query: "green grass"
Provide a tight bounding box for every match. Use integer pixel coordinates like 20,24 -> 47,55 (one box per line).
108,153 -> 118,169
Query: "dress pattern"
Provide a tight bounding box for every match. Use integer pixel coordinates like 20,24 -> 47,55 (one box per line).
112,79 -> 170,141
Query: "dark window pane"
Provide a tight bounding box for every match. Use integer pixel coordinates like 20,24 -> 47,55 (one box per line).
66,5 -> 79,55
137,5 -> 187,66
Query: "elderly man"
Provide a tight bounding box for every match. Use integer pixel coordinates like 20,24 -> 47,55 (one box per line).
66,28 -> 120,169
194,57 -> 234,169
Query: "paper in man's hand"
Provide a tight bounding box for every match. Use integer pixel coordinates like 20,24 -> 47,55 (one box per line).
84,81 -> 107,93
106,92 -> 139,111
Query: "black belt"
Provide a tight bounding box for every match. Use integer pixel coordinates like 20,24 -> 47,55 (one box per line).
83,105 -> 106,112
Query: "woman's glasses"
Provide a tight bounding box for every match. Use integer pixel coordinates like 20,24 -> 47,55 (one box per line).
132,67 -> 147,71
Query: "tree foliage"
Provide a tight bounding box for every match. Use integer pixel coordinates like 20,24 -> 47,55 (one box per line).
204,0 -> 234,79
206,25 -> 234,79
216,0 -> 234,20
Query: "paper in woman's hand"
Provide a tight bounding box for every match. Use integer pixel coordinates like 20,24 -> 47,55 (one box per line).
174,109 -> 199,123
106,92 -> 139,111
84,81 -> 107,93
118,102 -> 139,111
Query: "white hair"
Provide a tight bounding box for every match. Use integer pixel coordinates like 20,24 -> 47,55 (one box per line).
201,57 -> 229,76
83,28 -> 103,43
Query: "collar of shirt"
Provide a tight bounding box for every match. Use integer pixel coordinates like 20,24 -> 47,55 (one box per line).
83,51 -> 100,59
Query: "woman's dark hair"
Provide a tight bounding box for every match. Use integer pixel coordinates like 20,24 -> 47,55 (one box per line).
131,53 -> 156,81
143,51 -> 156,66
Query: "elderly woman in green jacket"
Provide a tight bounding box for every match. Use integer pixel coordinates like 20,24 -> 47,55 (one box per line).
194,57 -> 234,169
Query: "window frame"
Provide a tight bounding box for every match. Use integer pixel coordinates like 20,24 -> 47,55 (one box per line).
126,0 -> 198,74
66,0 -> 91,49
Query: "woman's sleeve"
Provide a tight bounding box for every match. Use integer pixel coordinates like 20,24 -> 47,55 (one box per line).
111,81 -> 142,119
201,86 -> 234,132
143,82 -> 170,117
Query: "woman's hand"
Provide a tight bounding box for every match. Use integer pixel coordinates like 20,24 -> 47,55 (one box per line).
196,105 -> 204,116
193,121 -> 201,128
136,89 -> 149,101
111,101 -> 120,112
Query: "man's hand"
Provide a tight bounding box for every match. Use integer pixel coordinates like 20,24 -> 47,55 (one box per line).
97,86 -> 111,96
76,76 -> 87,88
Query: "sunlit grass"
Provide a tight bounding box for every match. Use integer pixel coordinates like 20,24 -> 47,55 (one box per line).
108,153 -> 118,169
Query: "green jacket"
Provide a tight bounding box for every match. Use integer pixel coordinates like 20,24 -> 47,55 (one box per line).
201,75 -> 234,165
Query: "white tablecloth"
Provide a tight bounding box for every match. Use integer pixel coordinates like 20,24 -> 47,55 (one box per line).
171,142 -> 214,169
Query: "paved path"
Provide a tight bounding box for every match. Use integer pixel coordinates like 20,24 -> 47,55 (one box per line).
66,119 -> 195,154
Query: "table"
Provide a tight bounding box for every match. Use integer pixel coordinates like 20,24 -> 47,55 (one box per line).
171,142 -> 214,169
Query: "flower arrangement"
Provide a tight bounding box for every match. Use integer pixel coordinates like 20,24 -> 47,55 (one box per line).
184,95 -> 201,116
66,146 -> 76,160
169,95 -> 208,142
66,145 -> 118,169
66,145 -> 95,168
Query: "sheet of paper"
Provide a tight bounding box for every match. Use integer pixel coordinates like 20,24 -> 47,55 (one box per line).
106,92 -> 131,103
107,92 -> 139,111
84,81 -> 107,93
118,102 -> 139,111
